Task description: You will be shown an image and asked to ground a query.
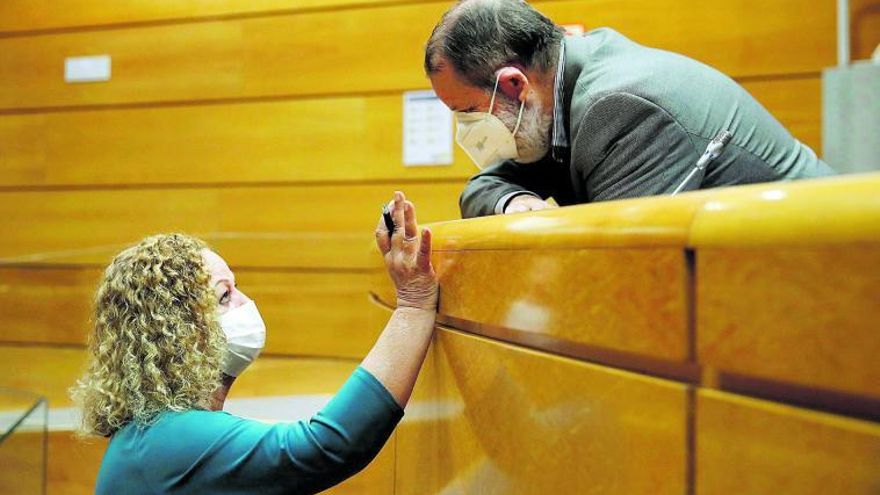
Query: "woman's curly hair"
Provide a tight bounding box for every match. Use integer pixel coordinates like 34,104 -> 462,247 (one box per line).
71,233 -> 226,437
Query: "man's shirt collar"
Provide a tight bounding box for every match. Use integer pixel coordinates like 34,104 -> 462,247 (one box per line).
550,40 -> 569,163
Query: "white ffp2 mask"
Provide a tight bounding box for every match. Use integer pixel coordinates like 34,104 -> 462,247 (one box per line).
454,75 -> 525,170
219,300 -> 266,377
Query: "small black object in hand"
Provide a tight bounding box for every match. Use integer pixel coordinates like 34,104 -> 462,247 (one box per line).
381,204 -> 395,238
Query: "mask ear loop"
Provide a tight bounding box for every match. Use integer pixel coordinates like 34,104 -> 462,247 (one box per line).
489,72 -> 526,136
512,97 -> 525,136
487,73 -> 501,116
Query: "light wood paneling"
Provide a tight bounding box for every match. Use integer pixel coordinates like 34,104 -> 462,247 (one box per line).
853,2 -> 880,61
0,95 -> 473,188
304,434 -> 395,495
0,345 -> 363,407
0,267 -> 100,346
2,0 -> 878,73
0,0 -> 426,33
239,270 -> 384,357
46,431 -> 106,495
696,390 -> 880,494
0,79 -> 819,188
0,0 -> 844,111
0,266 -> 385,357
692,174 -> 880,399
0,182 -> 461,268
697,246 -> 880,400
0,346 -> 86,408
0,426 -> 49,495
741,77 -> 821,154
229,355 -> 357,400
433,248 -> 689,361
396,327 -> 688,494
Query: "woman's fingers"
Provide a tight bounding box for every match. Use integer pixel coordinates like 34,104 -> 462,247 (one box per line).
416,228 -> 433,270
403,200 -> 417,240
382,191 -> 428,262
390,191 -> 406,246
375,215 -> 391,255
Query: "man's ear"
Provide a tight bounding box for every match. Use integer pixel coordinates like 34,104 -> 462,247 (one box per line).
495,66 -> 531,103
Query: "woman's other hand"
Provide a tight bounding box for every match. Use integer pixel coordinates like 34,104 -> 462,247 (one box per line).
374,191 -> 438,310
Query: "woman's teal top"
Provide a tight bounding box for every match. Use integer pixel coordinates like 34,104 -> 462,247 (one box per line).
95,367 -> 403,494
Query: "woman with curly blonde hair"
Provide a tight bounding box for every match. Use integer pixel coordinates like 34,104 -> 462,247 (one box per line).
72,192 -> 438,495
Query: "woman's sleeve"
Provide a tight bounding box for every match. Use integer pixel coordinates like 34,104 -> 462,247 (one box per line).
277,366 -> 404,491
165,366 -> 404,494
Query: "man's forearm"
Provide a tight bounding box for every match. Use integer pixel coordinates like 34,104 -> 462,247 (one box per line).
360,307 -> 436,408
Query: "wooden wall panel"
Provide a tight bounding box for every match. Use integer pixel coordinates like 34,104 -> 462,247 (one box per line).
0,346 -> 86,408
2,0 -> 877,71
853,1 -> 880,61
741,77 -> 821,154
0,182 -> 462,268
0,0 -> 845,111
0,426 -> 47,495
396,327 -> 688,494
0,7 -> 428,110
696,390 -> 880,494
433,248 -> 689,362
0,267 -> 100,346
0,0 -> 427,33
0,79 -> 816,188
46,431 -> 106,495
697,247 -> 880,400
692,176 -> 880,400
0,267 -> 385,358
0,95 -> 473,188
238,270 -> 383,357
0,345 -> 362,408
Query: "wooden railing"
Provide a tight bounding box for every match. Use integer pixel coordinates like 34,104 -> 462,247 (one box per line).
371,173 -> 880,494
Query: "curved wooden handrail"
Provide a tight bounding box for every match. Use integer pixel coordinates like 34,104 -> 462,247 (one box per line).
371,173 -> 880,404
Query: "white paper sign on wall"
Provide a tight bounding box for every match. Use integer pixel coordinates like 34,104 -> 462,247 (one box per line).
64,55 -> 112,83
402,90 -> 453,166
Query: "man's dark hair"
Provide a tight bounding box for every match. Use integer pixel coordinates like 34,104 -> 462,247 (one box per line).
425,0 -> 564,89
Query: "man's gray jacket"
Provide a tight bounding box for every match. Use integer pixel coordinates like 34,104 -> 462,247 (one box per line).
460,28 -> 835,218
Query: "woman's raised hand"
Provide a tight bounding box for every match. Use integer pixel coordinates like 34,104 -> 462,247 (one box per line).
374,191 -> 438,310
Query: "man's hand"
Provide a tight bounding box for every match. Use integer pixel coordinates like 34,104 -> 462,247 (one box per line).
504,194 -> 557,214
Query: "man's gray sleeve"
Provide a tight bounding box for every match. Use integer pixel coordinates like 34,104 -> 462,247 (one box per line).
573,92 -> 704,201
459,160 -> 558,218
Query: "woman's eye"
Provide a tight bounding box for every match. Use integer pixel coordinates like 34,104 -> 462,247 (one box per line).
220,290 -> 231,305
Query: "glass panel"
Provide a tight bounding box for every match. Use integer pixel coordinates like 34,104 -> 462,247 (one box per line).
0,388 -> 47,495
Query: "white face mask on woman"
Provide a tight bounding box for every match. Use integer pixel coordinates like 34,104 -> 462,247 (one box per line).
454,74 -> 525,170
219,300 -> 266,377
